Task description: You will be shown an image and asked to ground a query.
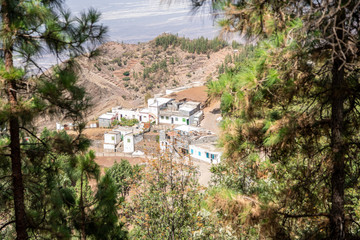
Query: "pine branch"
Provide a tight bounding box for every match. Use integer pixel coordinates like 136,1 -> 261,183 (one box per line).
0,220 -> 15,231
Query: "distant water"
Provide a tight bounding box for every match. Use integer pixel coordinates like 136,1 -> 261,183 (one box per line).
26,0 -> 221,69
66,0 -> 220,43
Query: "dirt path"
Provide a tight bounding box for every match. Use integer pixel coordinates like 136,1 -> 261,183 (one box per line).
200,100 -> 221,134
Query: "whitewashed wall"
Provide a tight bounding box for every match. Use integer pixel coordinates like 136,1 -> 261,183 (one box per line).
104,132 -> 121,145
189,145 -> 221,164
124,134 -> 135,153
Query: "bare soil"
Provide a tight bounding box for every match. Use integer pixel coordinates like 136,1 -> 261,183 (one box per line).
37,37 -> 233,130
200,100 -> 221,134
166,85 -> 208,103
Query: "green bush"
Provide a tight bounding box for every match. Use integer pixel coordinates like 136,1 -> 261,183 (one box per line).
119,118 -> 139,127
123,77 -> 130,81
154,34 -> 228,54
123,71 -> 130,76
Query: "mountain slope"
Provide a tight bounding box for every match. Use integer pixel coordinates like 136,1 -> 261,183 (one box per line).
38,35 -> 235,128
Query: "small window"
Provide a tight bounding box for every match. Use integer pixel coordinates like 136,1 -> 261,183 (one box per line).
127,139 -> 131,143
161,116 -> 164,119
191,149 -> 194,154
206,152 -> 210,158
198,151 -> 201,156
166,116 -> 169,120
182,118 -> 186,122
111,136 -> 115,141
211,154 -> 216,159
175,117 -> 178,121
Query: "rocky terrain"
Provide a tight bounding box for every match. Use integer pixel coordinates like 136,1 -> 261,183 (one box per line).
38,34 -> 235,128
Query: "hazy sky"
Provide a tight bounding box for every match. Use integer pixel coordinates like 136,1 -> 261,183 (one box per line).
24,0 -> 222,69
65,0 -> 220,43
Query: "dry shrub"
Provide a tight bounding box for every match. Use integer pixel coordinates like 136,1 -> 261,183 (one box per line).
205,188 -> 283,239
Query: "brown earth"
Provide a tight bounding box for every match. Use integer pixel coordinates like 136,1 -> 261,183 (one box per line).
200,100 -> 221,134
38,36 -> 233,129
166,85 -> 208,103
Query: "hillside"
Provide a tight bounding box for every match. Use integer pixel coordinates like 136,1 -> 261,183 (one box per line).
37,34 -> 235,128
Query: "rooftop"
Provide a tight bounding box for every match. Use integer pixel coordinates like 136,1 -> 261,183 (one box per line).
190,142 -> 222,153
179,102 -> 200,112
149,97 -> 174,107
139,108 -> 151,113
159,110 -> 186,117
99,112 -> 117,120
105,131 -> 121,135
174,125 -> 202,133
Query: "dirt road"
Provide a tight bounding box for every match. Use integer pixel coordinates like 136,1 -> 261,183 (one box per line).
200,100 -> 221,134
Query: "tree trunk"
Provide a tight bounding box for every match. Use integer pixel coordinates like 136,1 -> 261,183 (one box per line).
80,173 -> 86,240
329,58 -> 346,240
1,1 -> 28,239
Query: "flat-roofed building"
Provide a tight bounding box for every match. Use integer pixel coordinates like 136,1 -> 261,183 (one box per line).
98,112 -> 117,127
103,131 -> 121,152
189,142 -> 222,164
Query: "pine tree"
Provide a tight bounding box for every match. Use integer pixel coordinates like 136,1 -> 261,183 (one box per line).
70,151 -> 127,240
0,0 -> 107,239
183,0 -> 360,238
127,155 -> 204,239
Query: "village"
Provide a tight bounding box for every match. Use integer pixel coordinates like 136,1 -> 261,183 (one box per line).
56,85 -> 222,184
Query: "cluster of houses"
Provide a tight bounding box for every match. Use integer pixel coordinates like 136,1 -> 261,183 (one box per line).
56,96 -> 222,164
159,125 -> 222,164
103,123 -> 150,153
98,97 -> 204,128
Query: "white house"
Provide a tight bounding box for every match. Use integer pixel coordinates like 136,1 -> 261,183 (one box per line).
159,126 -> 216,158
189,143 -> 222,164
147,97 -> 174,119
139,108 -> 153,123
105,98 -> 202,127
174,125 -> 210,135
103,131 -> 121,152
123,133 -> 135,153
193,111 -> 204,126
111,106 -> 154,123
56,122 -> 64,131
158,101 -> 201,126
98,112 -> 117,127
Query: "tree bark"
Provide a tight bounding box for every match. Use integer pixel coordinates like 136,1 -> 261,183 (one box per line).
80,172 -> 86,240
2,1 -> 28,239
329,58 -> 346,240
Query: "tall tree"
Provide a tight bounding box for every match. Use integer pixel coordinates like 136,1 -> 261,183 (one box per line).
0,0 -> 107,239
69,151 -> 127,240
180,0 -> 360,238
126,155 -> 204,239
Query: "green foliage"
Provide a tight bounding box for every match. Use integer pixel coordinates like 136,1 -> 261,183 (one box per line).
111,57 -> 123,66
205,4 -> 360,237
122,76 -> 130,81
1,131 -> 127,239
0,0 -> 128,238
169,56 -> 175,64
112,118 -> 139,127
107,160 -> 142,199
123,71 -> 130,76
94,63 -> 101,71
231,40 -> 241,49
126,156 -> 204,239
142,59 -> 168,79
154,34 -> 228,54
69,151 -> 128,239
